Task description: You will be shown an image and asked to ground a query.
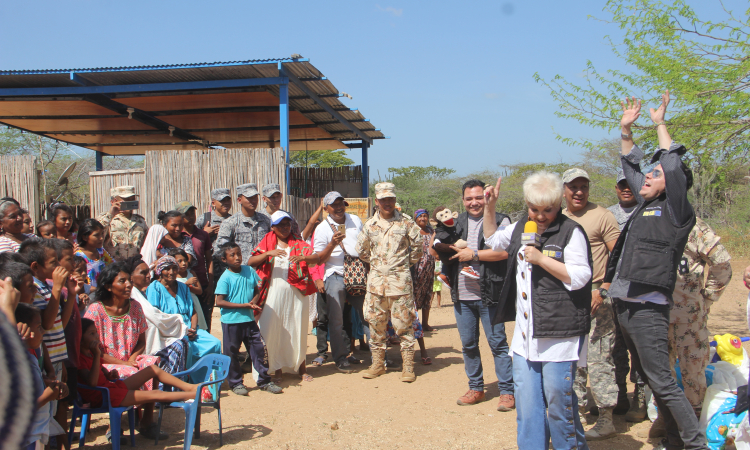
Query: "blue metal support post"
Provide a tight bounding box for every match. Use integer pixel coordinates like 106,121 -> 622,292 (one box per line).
361,141 -> 369,197
95,151 -> 103,171
279,82 -> 290,193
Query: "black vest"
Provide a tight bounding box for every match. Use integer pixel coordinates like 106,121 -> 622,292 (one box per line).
492,214 -> 592,338
604,194 -> 696,299
450,212 -> 509,306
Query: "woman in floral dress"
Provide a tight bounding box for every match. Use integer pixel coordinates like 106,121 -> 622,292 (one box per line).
411,209 -> 437,331
84,262 -> 166,440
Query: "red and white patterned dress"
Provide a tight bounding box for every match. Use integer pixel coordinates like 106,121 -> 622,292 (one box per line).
84,300 -> 160,390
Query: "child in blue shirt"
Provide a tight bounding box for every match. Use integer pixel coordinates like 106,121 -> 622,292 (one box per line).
214,243 -> 282,396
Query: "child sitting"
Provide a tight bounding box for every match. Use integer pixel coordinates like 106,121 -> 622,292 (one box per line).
214,243 -> 282,396
168,248 -> 207,330
78,318 -> 199,408
16,303 -> 68,450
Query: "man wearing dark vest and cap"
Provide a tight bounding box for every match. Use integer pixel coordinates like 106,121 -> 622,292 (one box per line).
605,91 -> 705,450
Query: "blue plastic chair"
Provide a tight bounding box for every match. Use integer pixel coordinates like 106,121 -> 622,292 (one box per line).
155,354 -> 230,449
67,383 -> 135,449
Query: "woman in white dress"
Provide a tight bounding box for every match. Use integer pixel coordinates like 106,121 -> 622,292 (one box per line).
248,211 -> 318,382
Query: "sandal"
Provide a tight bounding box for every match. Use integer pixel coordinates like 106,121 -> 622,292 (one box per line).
422,357 -> 432,365
311,356 -> 326,367
301,373 -> 314,382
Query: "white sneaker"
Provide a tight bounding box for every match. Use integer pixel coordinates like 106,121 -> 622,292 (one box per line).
460,267 -> 480,279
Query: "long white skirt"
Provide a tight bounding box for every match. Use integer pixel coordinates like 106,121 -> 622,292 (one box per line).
255,275 -> 309,376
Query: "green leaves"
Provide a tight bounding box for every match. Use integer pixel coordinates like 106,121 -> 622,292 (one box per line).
289,150 -> 355,168
535,0 -> 750,218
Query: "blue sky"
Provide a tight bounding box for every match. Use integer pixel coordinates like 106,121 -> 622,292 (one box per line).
1,0 -> 633,177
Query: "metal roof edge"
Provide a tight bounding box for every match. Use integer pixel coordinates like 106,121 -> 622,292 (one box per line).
0,58 -> 310,76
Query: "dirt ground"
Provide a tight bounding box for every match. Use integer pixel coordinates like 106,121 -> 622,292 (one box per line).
73,260 -> 750,449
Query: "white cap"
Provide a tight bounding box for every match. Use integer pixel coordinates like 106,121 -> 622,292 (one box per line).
271,210 -> 292,225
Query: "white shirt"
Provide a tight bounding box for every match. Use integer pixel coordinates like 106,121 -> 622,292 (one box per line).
313,214 -> 363,280
485,221 -> 592,362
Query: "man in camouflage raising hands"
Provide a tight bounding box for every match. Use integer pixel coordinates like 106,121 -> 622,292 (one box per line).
356,182 -> 423,383
649,217 -> 733,439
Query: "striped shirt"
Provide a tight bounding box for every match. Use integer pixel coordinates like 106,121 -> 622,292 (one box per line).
457,216 -> 483,301
0,234 -> 34,254
33,277 -> 68,363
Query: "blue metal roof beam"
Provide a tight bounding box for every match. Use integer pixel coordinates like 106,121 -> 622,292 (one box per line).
0,77 -> 288,97
280,63 -> 372,146
69,72 -> 207,146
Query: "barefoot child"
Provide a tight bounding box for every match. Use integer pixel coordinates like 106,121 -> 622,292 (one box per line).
16,303 -> 68,450
214,243 -> 283,396
78,318 -> 199,409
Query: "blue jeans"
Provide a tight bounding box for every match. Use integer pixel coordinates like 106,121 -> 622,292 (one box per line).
514,354 -> 588,450
454,301 -> 513,393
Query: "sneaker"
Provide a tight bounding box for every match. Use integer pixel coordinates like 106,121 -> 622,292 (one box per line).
259,382 -> 283,394
496,394 -> 515,411
438,273 -> 451,288
231,384 -> 249,396
457,389 -> 486,406
336,361 -> 355,373
460,267 -> 480,279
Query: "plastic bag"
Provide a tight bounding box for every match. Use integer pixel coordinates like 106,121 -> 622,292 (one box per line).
706,362 -> 747,392
701,384 -> 746,450
734,414 -> 750,450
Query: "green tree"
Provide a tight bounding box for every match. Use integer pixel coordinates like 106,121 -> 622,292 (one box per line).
534,0 -> 750,218
372,166 -> 457,215
0,127 -> 142,206
290,149 -> 354,168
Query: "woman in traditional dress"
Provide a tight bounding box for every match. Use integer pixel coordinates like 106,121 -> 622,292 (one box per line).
125,256 -> 189,376
411,209 -> 437,330
248,211 -> 317,382
83,262 -> 166,440
146,255 -> 221,368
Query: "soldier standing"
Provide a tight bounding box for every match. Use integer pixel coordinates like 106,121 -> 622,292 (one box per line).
561,168 -> 622,440
356,182 -> 423,382
649,217 -> 732,438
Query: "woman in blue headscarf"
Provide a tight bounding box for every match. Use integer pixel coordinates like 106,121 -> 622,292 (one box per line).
146,256 -> 221,368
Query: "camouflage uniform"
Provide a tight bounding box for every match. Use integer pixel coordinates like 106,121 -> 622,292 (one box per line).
355,210 -> 423,351
96,212 -> 149,261
669,218 -> 732,408
575,301 -> 618,408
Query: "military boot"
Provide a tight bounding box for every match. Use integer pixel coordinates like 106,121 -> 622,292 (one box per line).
401,349 -> 416,382
625,384 -> 647,422
613,383 -> 630,415
585,407 -> 616,440
362,349 -> 386,379
648,415 -> 666,438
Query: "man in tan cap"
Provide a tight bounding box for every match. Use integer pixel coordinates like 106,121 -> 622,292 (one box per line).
356,182 -> 423,382
97,185 -> 149,261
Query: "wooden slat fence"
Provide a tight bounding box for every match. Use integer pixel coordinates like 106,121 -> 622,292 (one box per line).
0,155 -> 40,224
88,149 -> 369,228
144,148 -> 286,225
89,168 -> 146,221
289,165 -> 362,198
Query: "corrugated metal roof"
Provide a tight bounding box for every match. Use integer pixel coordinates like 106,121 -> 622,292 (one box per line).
0,58 -> 298,75
0,58 -> 385,151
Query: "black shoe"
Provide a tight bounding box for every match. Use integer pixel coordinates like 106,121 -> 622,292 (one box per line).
613,388 -> 630,415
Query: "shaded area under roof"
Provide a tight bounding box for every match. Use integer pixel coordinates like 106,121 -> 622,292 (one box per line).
0,57 -> 385,155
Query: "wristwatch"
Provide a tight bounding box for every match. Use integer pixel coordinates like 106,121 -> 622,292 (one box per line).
598,288 -> 609,300
621,132 -> 633,140
472,249 -> 479,262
